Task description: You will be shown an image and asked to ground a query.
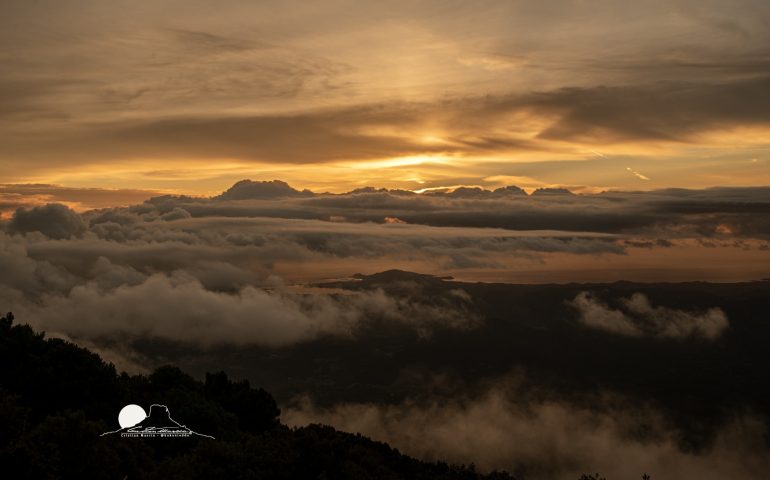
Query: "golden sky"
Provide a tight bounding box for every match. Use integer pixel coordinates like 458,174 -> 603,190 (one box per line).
2,0 -> 770,197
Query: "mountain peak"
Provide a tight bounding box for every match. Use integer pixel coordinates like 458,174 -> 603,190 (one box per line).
531,187 -> 574,196
492,185 -> 527,196
216,179 -> 314,200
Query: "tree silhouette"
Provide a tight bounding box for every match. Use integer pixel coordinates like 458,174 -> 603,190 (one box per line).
0,312 -> 519,480
578,474 -> 606,480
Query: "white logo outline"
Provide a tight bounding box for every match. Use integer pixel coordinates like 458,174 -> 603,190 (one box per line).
101,403 -> 215,439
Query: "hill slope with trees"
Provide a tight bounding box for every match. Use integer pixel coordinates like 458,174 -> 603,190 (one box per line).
0,312 -> 518,480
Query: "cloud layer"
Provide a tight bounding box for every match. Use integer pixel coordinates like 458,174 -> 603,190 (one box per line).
0,183 -> 765,353
23,272 -> 478,348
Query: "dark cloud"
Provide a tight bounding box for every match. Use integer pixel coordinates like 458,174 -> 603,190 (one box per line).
8,203 -> 86,239
5,76 -> 770,166
10,107 -> 430,164
0,77 -> 89,121
0,233 -> 77,296
529,76 -> 770,143
159,207 -> 192,221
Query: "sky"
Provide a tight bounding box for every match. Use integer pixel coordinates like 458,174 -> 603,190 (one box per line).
1,0 -> 768,286
2,0 -> 770,198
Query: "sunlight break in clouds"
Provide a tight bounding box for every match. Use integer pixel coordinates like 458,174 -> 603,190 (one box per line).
626,167 -> 650,181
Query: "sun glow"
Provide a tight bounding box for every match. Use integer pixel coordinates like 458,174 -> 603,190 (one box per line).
342,155 -> 453,170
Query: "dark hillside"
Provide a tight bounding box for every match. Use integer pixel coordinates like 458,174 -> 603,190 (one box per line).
0,312 -> 515,480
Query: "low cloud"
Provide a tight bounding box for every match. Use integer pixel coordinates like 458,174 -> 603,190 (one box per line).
0,243 -> 480,349
283,385 -> 770,480
159,207 -> 192,221
569,292 -> 729,339
24,273 -> 357,347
